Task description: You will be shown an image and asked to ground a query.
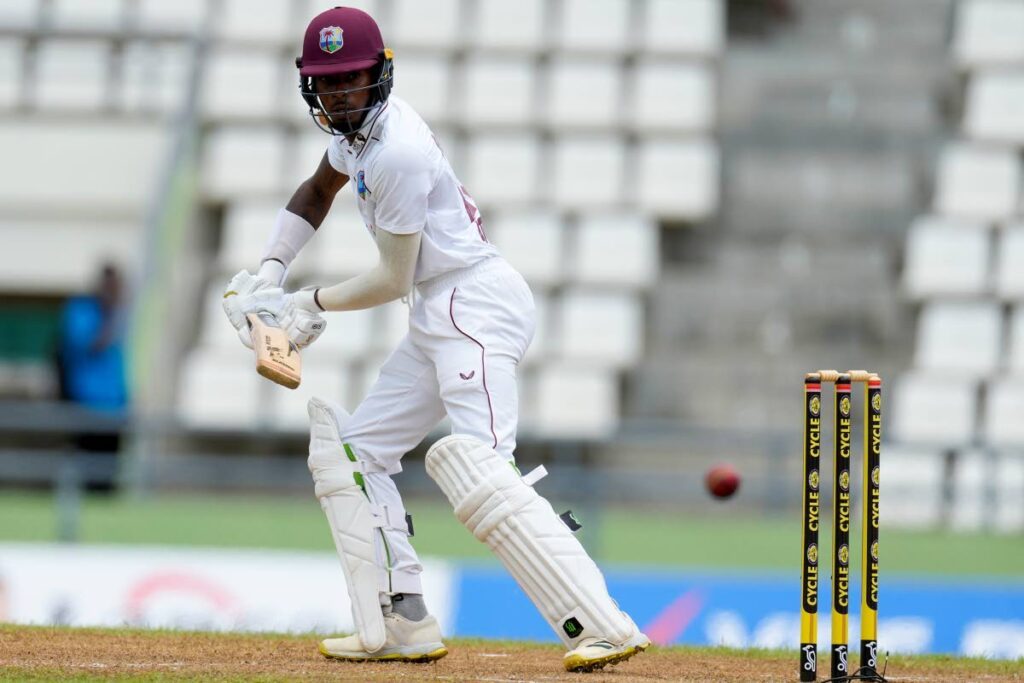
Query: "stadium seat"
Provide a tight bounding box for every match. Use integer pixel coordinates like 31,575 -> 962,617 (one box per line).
201,50 -> 281,120
310,201 -> 379,279
636,138 -> 720,220
551,136 -> 626,209
571,213 -> 659,289
487,211 -> 565,287
392,53 -> 452,125
34,40 -> 109,111
135,0 -> 207,34
390,0 -> 461,50
642,0 -> 724,56
198,283 -> 241,350
934,143 -> 1021,220
995,452 -> 1024,532
312,307 -> 376,361
982,377 -> 1024,447
177,350 -> 264,429
880,445 -> 946,529
964,71 -> 1024,146
219,202 -> 316,279
556,290 -> 644,368
913,301 -> 1003,377
631,60 -> 714,132
994,223 -> 1024,299
215,0 -> 295,45
544,57 -> 623,129
464,134 -> 541,206
120,42 -> 192,114
954,0 -> 1024,67
889,373 -> 979,446
0,0 -> 41,30
533,364 -> 620,439
950,449 -> 987,531
0,39 -> 23,109
556,0 -> 631,53
521,291 -> 550,367
50,0 -> 125,30
460,57 -> 535,127
202,127 -> 287,199
267,355 -> 350,431
470,0 -> 547,52
901,216 -> 991,299
1004,305 -> 1024,372
285,131 -> 331,189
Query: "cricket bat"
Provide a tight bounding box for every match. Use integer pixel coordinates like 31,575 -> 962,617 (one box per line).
246,312 -> 301,389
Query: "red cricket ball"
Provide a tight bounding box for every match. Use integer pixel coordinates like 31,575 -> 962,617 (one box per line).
705,464 -> 741,499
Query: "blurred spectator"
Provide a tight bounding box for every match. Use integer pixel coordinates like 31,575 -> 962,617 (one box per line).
56,263 -> 129,491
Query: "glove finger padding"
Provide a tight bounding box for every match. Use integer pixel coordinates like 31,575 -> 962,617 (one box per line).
282,307 -> 327,349
223,270 -> 275,344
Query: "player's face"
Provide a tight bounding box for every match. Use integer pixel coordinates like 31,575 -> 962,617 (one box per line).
315,69 -> 374,128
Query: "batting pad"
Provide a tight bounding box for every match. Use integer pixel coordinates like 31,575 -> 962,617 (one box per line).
426,434 -> 638,648
307,397 -> 386,653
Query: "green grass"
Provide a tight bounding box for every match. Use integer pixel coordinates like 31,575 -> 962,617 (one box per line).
2,491 -> 1023,576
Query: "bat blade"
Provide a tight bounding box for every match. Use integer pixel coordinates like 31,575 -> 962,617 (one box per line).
246,312 -> 301,389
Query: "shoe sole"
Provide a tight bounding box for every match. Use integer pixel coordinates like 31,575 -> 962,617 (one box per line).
563,641 -> 650,673
318,642 -> 448,663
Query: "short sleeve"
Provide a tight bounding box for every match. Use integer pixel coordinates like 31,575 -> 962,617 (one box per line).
370,144 -> 434,235
326,135 -> 349,175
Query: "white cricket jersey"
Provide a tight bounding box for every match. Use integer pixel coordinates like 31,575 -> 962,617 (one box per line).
326,96 -> 499,284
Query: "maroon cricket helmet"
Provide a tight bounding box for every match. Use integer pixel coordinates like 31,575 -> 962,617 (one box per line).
295,6 -> 395,134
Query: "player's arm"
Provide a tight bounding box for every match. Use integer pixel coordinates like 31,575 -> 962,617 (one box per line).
256,152 -> 349,284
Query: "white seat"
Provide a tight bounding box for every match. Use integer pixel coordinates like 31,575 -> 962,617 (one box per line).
964,71 -> 1024,145
34,40 -> 109,111
1004,306 -> 1024,372
286,131 -> 332,189
390,0 -> 461,50
464,134 -> 541,206
982,378 -> 1024,447
219,202 -> 317,279
392,54 -> 451,124
880,445 -> 946,529
202,127 -> 287,199
913,301 -> 1003,377
198,283 -> 243,350
0,39 -> 23,109
521,291 -> 550,367
268,355 -> 349,431
890,373 -> 978,446
950,449 -> 988,531
0,0 -> 41,29
313,201 -> 381,279
120,42 -> 192,114
995,223 -> 1024,300
901,216 -> 991,299
471,0 -> 547,52
460,57 -> 535,127
551,136 -> 626,209
177,350 -> 264,429
50,0 -> 124,30
934,143 -> 1021,221
215,0 -> 294,45
556,0 -> 631,54
0,219 -> 138,293
544,58 -> 622,129
533,364 -> 620,439
488,211 -> 565,287
572,213 -> 659,289
313,307 -> 376,361
201,50 -> 281,120
954,0 -> 1024,67
136,0 -> 207,34
642,0 -> 725,56
995,452 -> 1024,532
631,60 -> 714,131
636,138 -> 720,220
556,290 -> 644,368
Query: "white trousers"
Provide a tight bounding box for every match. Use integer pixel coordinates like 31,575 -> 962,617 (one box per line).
337,257 -> 534,594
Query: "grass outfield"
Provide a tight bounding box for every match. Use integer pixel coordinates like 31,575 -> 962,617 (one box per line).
1,625 -> 1022,682
2,491 -> 1023,575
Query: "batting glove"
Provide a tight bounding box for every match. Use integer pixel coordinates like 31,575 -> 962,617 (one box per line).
222,269 -> 278,349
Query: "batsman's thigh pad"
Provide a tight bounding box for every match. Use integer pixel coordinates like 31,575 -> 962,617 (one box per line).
425,434 -> 637,648
308,397 -> 386,653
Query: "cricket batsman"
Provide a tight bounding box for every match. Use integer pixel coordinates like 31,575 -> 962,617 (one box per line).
221,6 -> 649,672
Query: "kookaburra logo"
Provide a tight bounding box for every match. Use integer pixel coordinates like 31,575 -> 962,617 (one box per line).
802,645 -> 816,671
836,646 -> 848,672
866,641 -> 878,668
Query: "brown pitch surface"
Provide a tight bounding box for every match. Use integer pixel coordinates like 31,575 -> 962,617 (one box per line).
1,626 -> 1020,682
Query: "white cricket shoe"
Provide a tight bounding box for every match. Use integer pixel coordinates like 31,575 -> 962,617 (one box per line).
563,632 -> 651,672
318,613 -> 448,663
